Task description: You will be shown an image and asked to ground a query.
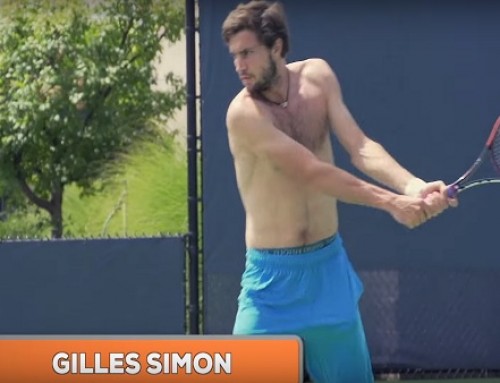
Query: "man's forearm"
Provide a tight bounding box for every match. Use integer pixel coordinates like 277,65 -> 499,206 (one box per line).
308,160 -> 404,213
351,139 -> 423,195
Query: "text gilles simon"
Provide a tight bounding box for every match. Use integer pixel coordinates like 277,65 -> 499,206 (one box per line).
52,352 -> 232,375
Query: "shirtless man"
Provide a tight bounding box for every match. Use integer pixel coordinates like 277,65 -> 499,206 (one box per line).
222,2 -> 455,382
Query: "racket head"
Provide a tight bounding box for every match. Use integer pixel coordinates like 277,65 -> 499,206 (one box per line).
488,115 -> 500,174
446,115 -> 500,197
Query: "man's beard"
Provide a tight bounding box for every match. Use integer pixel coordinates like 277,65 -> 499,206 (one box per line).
251,55 -> 278,94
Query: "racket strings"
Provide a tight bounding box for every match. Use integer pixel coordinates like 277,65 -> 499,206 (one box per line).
491,130 -> 500,174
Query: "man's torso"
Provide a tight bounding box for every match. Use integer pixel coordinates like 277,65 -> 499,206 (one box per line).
232,60 -> 339,248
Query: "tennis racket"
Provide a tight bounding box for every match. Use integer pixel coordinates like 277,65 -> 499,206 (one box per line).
447,115 -> 500,198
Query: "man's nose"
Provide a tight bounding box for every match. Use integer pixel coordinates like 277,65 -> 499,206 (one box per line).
234,57 -> 246,72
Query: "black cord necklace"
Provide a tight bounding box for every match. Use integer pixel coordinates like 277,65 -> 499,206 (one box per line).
262,68 -> 289,108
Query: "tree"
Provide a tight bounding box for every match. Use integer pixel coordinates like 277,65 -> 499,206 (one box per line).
0,0 -> 185,238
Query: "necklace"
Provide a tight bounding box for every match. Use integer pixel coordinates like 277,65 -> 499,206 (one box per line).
262,68 -> 290,108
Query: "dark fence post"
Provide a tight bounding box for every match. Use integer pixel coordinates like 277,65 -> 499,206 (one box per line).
186,0 -> 200,334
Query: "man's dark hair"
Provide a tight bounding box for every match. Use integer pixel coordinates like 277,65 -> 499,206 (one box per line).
222,1 -> 290,57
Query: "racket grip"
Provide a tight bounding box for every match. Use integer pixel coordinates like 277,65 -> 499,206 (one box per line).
446,184 -> 459,198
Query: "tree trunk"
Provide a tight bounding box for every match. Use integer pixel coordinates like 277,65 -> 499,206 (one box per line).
50,183 -> 64,238
15,170 -> 65,238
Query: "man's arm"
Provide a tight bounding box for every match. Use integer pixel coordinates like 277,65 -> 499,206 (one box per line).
307,58 -> 419,193
310,58 -> 454,213
226,96 -> 429,229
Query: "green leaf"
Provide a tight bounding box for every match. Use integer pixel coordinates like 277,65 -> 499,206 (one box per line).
0,0 -> 186,237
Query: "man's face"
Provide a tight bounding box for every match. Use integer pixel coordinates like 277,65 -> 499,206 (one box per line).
228,30 -> 278,93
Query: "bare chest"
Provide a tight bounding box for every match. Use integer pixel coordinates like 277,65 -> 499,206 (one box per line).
269,88 -> 328,152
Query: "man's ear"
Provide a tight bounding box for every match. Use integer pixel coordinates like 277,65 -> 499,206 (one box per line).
272,38 -> 283,57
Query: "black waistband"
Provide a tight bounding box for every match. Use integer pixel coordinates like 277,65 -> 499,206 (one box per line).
253,233 -> 338,255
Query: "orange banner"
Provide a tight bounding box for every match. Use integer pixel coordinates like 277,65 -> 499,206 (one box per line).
0,336 -> 302,383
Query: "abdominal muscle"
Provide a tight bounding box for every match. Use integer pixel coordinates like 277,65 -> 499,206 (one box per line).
241,164 -> 339,249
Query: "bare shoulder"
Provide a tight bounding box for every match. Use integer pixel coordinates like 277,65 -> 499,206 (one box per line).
290,58 -> 339,88
227,88 -> 272,126
227,92 -> 254,137
225,90 -> 270,151
227,90 -> 256,123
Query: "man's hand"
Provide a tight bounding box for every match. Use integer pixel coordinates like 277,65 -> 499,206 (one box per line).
419,180 -> 458,218
404,178 -> 458,220
388,194 -> 428,229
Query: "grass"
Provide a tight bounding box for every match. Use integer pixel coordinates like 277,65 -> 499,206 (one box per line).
63,135 -> 188,237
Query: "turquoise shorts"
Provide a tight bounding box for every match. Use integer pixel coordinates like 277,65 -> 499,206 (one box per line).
233,234 -> 374,383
